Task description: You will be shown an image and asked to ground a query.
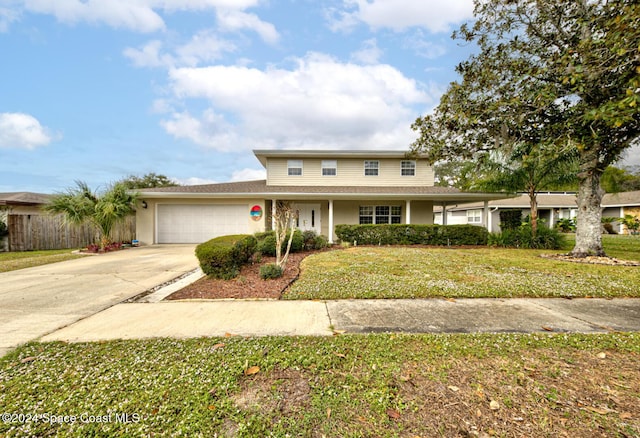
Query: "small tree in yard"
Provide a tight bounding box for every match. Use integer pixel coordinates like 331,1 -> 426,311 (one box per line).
44,181 -> 139,249
273,200 -> 298,269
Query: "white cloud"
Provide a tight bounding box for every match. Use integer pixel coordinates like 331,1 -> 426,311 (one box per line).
15,0 -> 263,33
23,0 -> 166,33
123,31 -> 236,68
123,40 -> 172,67
330,0 -> 474,33
161,109 -> 240,152
163,53 -> 432,152
0,6 -> 20,32
350,38 -> 382,64
404,33 -> 447,59
619,144 -> 640,167
173,176 -> 218,186
174,29 -> 237,66
0,112 -> 55,149
231,168 -> 266,181
216,8 -> 279,44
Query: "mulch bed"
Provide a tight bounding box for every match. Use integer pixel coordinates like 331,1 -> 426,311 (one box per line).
165,251 -> 314,300
540,253 -> 640,266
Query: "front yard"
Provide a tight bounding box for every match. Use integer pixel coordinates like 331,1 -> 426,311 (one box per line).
1,334 -> 639,437
285,235 -> 640,300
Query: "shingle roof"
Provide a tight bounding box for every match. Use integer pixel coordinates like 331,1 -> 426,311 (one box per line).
136,180 -> 512,201
0,192 -> 52,206
602,190 -> 640,207
435,191 -> 640,212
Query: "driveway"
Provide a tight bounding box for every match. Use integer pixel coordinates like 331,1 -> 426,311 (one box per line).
0,245 -> 198,357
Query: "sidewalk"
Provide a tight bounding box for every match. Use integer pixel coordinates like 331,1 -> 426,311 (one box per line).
41,296 -> 640,343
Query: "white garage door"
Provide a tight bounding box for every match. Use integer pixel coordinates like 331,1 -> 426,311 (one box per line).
157,204 -> 248,243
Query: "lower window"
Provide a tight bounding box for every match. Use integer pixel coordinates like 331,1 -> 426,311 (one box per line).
360,205 -> 402,224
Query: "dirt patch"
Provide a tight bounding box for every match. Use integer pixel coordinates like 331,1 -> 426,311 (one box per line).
232,368 -> 311,415
165,251 -> 316,300
541,253 -> 640,266
391,350 -> 640,437
219,368 -> 312,435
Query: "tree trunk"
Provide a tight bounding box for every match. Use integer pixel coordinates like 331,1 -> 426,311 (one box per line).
570,169 -> 605,257
528,188 -> 538,236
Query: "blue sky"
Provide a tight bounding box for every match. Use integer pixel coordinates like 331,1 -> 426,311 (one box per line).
1,0 -> 637,194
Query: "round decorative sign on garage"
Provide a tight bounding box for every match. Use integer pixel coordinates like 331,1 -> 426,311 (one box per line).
250,205 -> 263,221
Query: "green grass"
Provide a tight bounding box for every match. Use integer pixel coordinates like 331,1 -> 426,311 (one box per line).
569,233 -> 640,261
0,249 -> 86,273
1,334 -> 639,437
285,235 -> 640,300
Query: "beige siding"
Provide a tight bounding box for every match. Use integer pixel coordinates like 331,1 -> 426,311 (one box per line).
266,158 -> 434,187
136,198 -> 266,245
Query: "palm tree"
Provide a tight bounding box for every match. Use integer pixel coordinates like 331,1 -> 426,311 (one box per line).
471,142 -> 578,236
44,181 -> 139,249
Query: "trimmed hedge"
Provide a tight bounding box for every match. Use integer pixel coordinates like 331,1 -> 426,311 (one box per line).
334,224 -> 488,246
195,234 -> 257,279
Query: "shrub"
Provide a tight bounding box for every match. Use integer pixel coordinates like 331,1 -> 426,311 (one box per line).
195,234 -> 257,279
256,229 -> 303,256
488,225 -> 565,249
313,234 -> 329,250
301,230 -> 330,250
259,263 -> 283,280
555,218 -> 576,233
499,209 -> 523,231
0,219 -> 8,238
334,224 -> 488,246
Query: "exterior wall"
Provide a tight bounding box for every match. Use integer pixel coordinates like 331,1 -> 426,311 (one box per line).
409,201 -> 434,225
136,198 -> 266,245
3,205 -> 43,215
603,207 -> 625,233
266,158 -> 434,187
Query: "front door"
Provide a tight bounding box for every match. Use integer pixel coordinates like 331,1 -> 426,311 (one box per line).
296,203 -> 321,234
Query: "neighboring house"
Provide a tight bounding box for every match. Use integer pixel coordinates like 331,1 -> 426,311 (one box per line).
0,192 -> 51,217
435,190 -> 640,234
135,150 -> 514,244
0,192 -> 51,252
1,191 -> 135,251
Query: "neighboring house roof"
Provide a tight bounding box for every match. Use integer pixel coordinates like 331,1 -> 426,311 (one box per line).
602,190 -> 640,207
0,192 -> 52,206
253,149 -> 425,167
434,191 -> 640,212
137,179 -> 513,202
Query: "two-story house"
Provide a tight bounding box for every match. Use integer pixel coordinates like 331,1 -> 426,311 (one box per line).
134,150 -> 513,244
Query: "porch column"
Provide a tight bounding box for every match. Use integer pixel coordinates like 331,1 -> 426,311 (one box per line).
406,200 -> 411,224
483,201 -> 489,230
442,203 -> 448,225
271,199 -> 276,230
328,199 -> 334,243
549,208 -> 555,229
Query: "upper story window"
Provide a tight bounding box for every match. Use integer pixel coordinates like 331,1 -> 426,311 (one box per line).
401,160 -> 416,176
364,160 -> 379,176
287,160 -> 303,176
322,160 -> 337,176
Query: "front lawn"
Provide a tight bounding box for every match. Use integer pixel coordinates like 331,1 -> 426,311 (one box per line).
285,235 -> 640,300
0,249 -> 85,273
1,334 -> 639,437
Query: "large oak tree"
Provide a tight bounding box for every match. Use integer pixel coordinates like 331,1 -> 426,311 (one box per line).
412,0 -> 640,256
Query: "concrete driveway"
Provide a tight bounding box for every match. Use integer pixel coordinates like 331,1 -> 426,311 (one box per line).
0,245 -> 198,357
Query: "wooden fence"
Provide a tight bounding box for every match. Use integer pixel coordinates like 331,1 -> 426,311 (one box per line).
7,214 -> 136,251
